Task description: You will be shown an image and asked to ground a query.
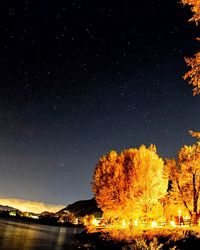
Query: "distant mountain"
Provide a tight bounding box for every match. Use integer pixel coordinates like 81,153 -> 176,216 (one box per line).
0,205 -> 20,212
57,198 -> 102,217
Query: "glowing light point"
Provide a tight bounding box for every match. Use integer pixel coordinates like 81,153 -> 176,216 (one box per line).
170,221 -> 176,227
151,221 -> 157,228
134,220 -> 138,226
92,218 -> 99,226
122,219 -> 127,228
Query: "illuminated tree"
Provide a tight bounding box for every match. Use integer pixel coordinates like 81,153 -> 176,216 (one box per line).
181,0 -> 200,95
92,149 -> 137,220
92,145 -> 168,222
165,142 -> 200,225
164,159 -> 188,220
179,2 -> 200,222
131,145 -> 168,220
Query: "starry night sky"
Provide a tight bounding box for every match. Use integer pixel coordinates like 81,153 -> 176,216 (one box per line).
0,0 -> 199,205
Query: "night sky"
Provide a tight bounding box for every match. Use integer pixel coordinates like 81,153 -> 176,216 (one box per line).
0,0 -> 199,205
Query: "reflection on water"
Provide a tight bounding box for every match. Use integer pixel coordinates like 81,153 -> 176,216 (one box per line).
0,218 -> 84,250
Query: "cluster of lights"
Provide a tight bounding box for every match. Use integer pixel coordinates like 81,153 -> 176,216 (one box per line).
87,209 -> 194,230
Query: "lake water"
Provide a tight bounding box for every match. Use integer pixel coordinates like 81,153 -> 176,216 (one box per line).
0,218 -> 84,250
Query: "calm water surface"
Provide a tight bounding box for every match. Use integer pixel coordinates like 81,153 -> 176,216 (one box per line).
0,218 -> 84,250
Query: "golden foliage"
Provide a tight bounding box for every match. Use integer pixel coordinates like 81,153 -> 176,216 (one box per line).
92,145 -> 168,222
189,130 -> 200,139
182,0 -> 200,23
181,0 -> 200,95
183,53 -> 200,95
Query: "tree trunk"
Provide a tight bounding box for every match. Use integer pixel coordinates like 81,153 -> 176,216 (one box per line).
191,212 -> 198,225
176,180 -> 192,217
192,174 -> 198,225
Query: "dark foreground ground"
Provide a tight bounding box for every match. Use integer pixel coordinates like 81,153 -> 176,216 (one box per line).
76,228 -> 200,250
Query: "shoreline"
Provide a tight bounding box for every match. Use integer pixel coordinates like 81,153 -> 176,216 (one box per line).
0,215 -> 85,228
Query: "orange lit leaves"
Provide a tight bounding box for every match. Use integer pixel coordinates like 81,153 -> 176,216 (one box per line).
189,130 -> 200,139
181,0 -> 200,95
183,53 -> 200,96
182,0 -> 200,23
